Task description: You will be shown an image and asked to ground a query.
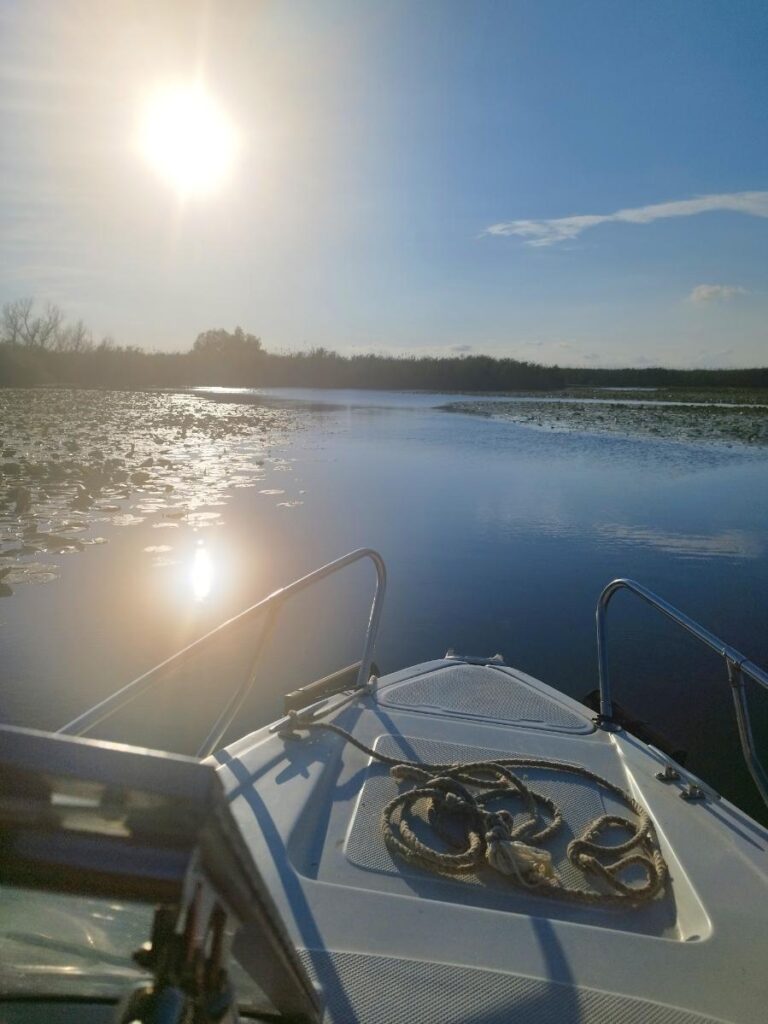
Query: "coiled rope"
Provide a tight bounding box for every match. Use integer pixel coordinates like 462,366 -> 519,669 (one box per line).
280,713 -> 668,907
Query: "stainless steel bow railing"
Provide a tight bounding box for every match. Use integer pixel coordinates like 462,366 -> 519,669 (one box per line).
596,578 -> 768,808
58,548 -> 387,757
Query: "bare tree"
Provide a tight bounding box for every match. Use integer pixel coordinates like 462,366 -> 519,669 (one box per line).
35,302 -> 64,348
1,297 -> 65,348
55,318 -> 92,352
1,297 -> 34,345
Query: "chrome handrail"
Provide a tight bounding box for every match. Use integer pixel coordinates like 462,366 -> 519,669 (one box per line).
59,548 -> 387,755
597,578 -> 768,808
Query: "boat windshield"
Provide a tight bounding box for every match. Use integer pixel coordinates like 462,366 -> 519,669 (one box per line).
0,888 -> 277,1016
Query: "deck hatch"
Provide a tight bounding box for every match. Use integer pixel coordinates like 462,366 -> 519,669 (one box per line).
376,663 -> 592,733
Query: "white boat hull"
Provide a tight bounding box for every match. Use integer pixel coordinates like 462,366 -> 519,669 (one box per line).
216,658 -> 768,1023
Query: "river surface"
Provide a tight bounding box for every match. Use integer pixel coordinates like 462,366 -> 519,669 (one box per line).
3,386 -> 768,822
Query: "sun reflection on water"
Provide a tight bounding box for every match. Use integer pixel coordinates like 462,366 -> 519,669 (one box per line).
190,543 -> 214,602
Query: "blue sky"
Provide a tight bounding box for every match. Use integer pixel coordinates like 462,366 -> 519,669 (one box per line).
1,0 -> 767,366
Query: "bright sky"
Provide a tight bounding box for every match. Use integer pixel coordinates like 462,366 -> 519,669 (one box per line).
1,0 -> 767,367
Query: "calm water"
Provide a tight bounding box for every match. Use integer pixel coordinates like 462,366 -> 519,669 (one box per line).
3,387 -> 768,821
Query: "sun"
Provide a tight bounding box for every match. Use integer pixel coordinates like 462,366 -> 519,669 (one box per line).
139,84 -> 238,198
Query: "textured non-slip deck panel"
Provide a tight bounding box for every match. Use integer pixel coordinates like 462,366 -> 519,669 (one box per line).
346,735 -> 639,896
299,949 -> 726,1024
376,663 -> 591,732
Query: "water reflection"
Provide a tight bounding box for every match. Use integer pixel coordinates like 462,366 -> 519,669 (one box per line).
0,388 -> 305,597
598,524 -> 764,560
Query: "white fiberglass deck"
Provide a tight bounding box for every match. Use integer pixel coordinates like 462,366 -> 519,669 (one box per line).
216,659 -> 768,1024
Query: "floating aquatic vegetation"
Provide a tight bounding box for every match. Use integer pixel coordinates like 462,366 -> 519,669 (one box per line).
0,388 -> 304,593
110,513 -> 146,527
0,561 -> 60,593
184,512 -> 222,529
445,393 -> 768,448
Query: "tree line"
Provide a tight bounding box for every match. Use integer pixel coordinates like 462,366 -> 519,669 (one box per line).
2,297 -> 767,391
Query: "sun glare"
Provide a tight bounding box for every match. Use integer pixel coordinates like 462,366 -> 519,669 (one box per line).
190,544 -> 214,602
140,84 -> 238,197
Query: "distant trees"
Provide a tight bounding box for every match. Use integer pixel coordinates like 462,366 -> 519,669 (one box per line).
2,297 -> 768,391
0,297 -> 184,387
193,326 -> 262,356
191,327 -> 264,385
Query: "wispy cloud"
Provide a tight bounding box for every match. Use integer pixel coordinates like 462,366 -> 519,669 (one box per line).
689,283 -> 748,303
485,191 -> 768,247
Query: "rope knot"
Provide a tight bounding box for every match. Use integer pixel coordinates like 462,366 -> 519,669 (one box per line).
484,808 -> 514,832
485,837 -> 560,888
484,821 -> 509,844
